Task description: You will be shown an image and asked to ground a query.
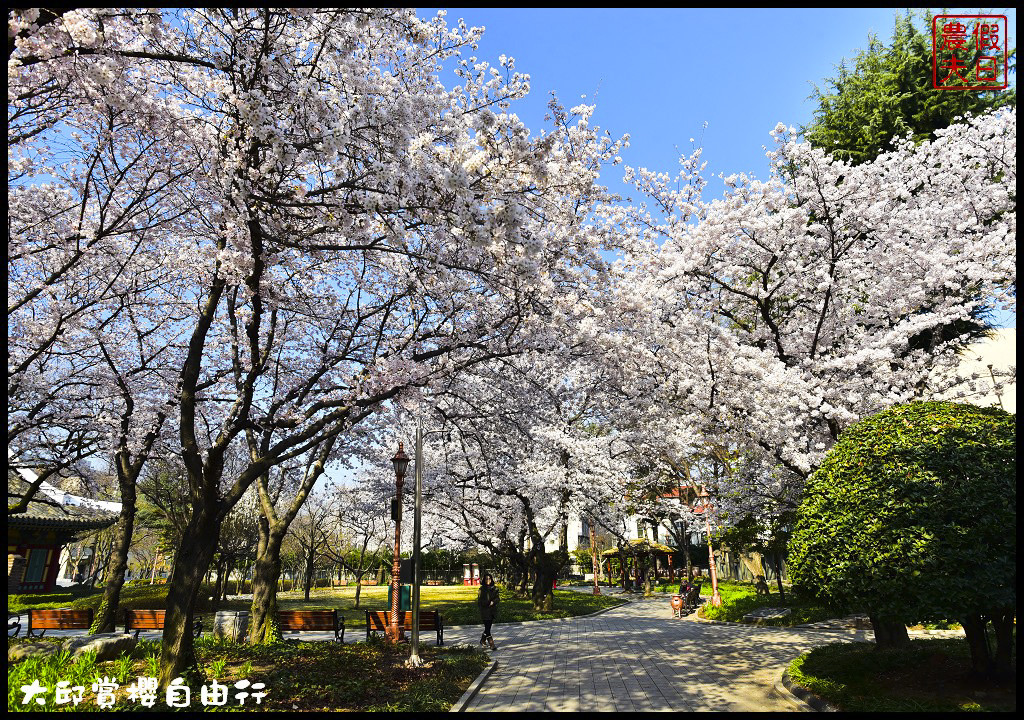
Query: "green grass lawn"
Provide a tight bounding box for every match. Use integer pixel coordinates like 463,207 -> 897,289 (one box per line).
690,579 -> 847,626
787,639 -> 1016,712
8,634 -> 490,712
241,584 -> 626,630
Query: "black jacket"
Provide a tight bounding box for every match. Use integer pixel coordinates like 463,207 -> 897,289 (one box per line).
477,583 -> 500,620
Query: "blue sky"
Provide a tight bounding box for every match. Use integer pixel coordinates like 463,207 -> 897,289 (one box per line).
425,7 -> 1017,327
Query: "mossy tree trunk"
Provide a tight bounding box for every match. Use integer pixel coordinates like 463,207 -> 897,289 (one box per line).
960,612 -> 1013,682
518,495 -> 553,612
681,520 -> 693,580
302,548 -> 315,601
91,399 -> 165,634
530,550 -> 555,612
247,440 -> 333,643
92,484 -> 136,633
158,505 -> 222,687
249,514 -> 286,644
354,573 -> 364,608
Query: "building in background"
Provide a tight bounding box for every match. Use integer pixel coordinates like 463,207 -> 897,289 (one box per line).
7,468 -> 119,593
935,328 -> 1016,413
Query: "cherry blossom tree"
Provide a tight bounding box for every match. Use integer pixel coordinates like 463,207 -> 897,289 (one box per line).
600,107 -> 1016,534
322,483 -> 393,609
414,348 -> 636,609
10,8 -> 626,682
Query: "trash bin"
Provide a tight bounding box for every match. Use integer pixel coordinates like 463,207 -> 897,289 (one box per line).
387,584 -> 412,611
213,610 -> 249,643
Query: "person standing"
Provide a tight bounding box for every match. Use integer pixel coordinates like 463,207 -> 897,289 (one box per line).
477,573 -> 500,649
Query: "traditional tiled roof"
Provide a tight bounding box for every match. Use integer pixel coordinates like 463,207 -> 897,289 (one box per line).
8,470 -> 119,531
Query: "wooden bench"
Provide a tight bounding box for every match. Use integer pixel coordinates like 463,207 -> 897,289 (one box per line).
277,609 -> 345,643
123,609 -> 202,639
365,609 -> 444,645
24,608 -> 93,637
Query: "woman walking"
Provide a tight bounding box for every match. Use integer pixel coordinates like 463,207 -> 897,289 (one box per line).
477,573 -> 500,649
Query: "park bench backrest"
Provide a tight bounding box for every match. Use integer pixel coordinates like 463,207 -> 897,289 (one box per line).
125,609 -> 167,630
123,609 -> 202,638
277,609 -> 344,642
402,610 -> 440,629
366,610 -> 391,631
277,610 -> 338,631
27,608 -> 93,636
365,609 -> 443,645
29,608 -> 93,628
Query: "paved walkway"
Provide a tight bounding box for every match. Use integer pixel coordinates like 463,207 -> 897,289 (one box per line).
12,591 -> 964,712
443,593 -> 962,713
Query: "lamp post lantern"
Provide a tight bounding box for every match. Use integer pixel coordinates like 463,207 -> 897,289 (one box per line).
388,443 -> 410,643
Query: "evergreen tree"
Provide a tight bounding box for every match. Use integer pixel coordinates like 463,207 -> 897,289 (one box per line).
803,10 -> 1016,165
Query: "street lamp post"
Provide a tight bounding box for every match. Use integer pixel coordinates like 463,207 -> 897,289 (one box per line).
388,443 -> 410,643
697,488 -> 723,607
408,428 -> 423,666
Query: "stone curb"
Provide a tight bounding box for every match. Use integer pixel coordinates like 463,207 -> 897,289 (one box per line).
772,673 -> 817,712
449,660 -> 498,713
780,670 -> 841,712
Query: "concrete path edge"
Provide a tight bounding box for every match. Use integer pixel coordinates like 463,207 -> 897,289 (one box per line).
450,660 -> 498,713
780,670 -> 841,712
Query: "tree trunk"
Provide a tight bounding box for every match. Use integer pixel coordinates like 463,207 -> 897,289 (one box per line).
86,536 -> 100,587
528,541 -> 555,612
302,547 -> 314,601
159,508 -> 221,688
222,559 -> 235,601
772,551 -> 786,603
989,607 -> 1014,681
681,521 -> 693,580
961,613 -> 993,679
92,483 -> 137,633
868,613 -> 910,648
249,518 -> 285,644
211,558 -> 224,608
354,574 -> 363,608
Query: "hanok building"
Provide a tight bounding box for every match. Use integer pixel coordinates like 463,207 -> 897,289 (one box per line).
8,470 -> 119,594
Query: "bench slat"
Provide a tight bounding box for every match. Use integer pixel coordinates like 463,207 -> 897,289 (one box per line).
276,610 -> 344,642
124,609 -> 202,639
27,608 -> 93,637
365,610 -> 443,645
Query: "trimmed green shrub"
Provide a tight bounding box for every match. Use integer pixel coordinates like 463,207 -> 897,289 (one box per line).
788,401 -> 1015,672
789,401 -> 1014,621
